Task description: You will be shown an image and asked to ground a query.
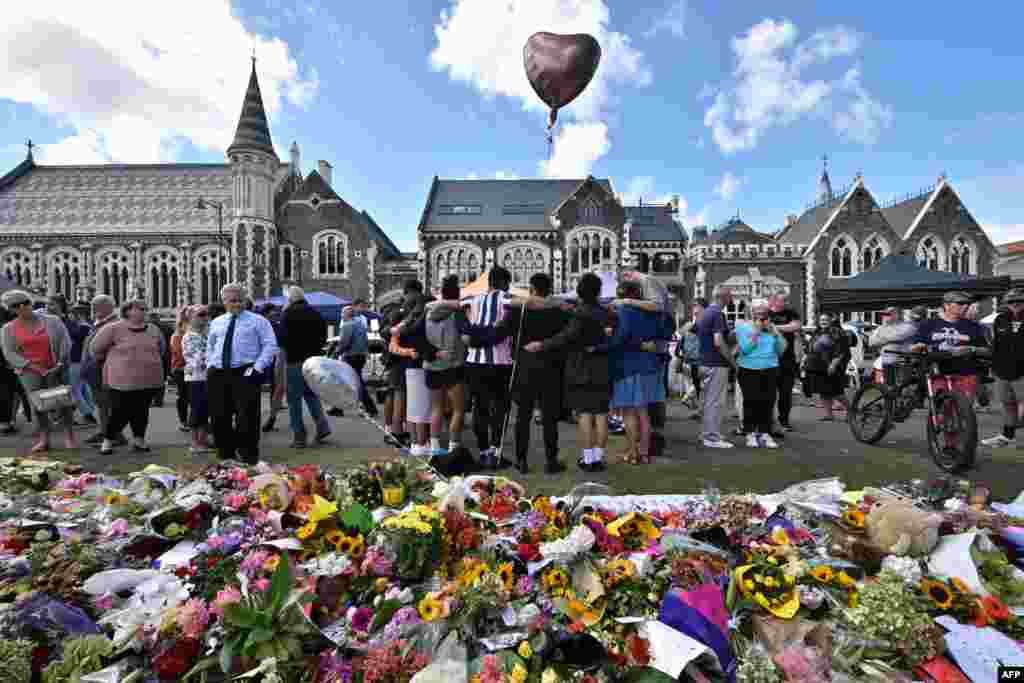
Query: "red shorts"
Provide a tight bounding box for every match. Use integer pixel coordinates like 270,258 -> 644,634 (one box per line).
928,374 -> 978,398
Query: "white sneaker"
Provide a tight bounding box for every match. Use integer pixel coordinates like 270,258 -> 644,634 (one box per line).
981,434 -> 1014,448
760,434 -> 779,448
409,444 -> 428,457
702,438 -> 735,449
746,433 -> 760,448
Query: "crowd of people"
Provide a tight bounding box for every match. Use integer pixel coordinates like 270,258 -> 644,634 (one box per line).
0,274 -> 1022,471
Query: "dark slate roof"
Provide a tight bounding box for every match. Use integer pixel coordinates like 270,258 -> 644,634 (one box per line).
881,195 -> 929,240
704,218 -> 776,245
624,205 -> 686,242
774,197 -> 844,245
290,170 -> 341,201
422,178 -> 613,229
359,210 -> 402,259
227,63 -> 277,158
0,156 -> 35,191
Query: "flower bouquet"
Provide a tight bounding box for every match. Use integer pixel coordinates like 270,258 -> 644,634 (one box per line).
729,555 -> 799,619
372,462 -> 409,508
147,502 -> 214,540
918,574 -> 1024,637
380,505 -> 444,581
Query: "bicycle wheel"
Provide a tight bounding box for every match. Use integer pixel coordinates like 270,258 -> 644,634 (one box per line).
927,390 -> 978,473
848,383 -> 892,444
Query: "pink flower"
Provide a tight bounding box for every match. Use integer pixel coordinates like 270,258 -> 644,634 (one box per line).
211,587 -> 241,618
515,576 -> 534,597
361,548 -> 393,577
103,519 -> 129,539
253,578 -> 270,592
350,607 -> 374,632
176,598 -> 211,639
248,507 -> 268,524
94,593 -> 114,611
207,535 -> 225,550
240,551 -> 270,575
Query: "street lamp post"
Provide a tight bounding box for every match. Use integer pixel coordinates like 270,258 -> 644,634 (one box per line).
195,198 -> 229,291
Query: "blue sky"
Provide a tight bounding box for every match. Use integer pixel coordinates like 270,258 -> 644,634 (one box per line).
2,0 -> 1023,251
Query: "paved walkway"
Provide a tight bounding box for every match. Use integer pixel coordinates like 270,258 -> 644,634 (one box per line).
2,388 -> 1022,500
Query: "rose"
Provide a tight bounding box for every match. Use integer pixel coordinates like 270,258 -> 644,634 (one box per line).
152,638 -> 201,681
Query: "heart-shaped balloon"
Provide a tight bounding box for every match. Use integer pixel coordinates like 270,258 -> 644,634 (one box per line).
523,32 -> 601,118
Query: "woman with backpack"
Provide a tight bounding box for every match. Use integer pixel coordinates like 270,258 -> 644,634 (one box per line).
803,313 -> 851,421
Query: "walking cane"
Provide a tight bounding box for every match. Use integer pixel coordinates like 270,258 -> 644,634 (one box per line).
493,301 -> 528,463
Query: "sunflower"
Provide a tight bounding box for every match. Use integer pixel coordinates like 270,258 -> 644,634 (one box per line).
606,558 -> 636,585
810,566 -> 834,583
950,577 -> 969,594
263,555 -> 280,572
349,534 -> 366,560
543,568 -> 570,596
921,579 -> 953,610
418,595 -> 444,622
296,521 -> 318,540
836,571 -> 856,589
337,535 -> 355,554
459,561 -> 489,588
770,527 -> 791,545
299,548 -> 318,562
847,591 -> 859,608
517,641 -> 533,659
325,530 -> 344,549
497,562 -> 515,591
842,510 -> 866,528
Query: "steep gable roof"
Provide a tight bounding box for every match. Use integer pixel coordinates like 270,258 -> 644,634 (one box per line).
226,61 -> 277,158
289,170 -> 341,201
705,217 -> 776,245
359,210 -> 402,259
0,156 -> 35,192
804,178 -> 865,254
775,196 -> 844,245
422,177 -> 613,230
624,204 -> 686,242
880,194 -> 929,240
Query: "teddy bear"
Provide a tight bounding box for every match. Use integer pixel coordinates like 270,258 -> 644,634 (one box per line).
865,498 -> 943,557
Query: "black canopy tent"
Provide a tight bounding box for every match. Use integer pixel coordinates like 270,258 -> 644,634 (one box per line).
818,253 -> 1012,313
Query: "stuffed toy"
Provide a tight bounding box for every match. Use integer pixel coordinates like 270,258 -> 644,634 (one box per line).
865,498 -> 943,556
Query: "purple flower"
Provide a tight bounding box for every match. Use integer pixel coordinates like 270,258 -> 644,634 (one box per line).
350,607 -> 374,632
515,575 -> 534,597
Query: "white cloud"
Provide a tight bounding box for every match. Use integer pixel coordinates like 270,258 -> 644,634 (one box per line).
431,0 -> 650,175
833,67 -> 893,144
704,19 -> 888,155
984,223 -> 1024,246
1,2 -> 319,164
539,122 -> 610,178
646,0 -> 686,39
617,176 -> 708,228
713,171 -> 745,200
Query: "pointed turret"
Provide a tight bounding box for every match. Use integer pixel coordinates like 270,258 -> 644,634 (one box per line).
227,59 -> 277,159
818,154 -> 833,204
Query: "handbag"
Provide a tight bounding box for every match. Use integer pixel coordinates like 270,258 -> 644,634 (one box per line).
29,383 -> 75,413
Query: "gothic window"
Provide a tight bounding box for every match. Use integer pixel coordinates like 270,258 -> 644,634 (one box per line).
313,230 -> 348,279
97,249 -> 133,305
570,238 -> 580,272
862,236 -> 886,271
280,245 -> 294,280
2,249 -> 33,286
652,252 -> 679,275
578,197 -> 605,222
145,250 -> 180,310
602,238 -> 611,260
581,235 -> 590,270
565,228 -> 615,278
917,237 -> 941,270
49,250 -> 82,299
830,237 -> 854,277
432,243 -> 483,286
193,247 -> 229,305
496,242 -> 549,287
949,236 -> 973,274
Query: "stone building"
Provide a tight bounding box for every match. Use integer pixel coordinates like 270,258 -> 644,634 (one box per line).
995,241 -> 1024,282
0,60 -> 414,315
411,176 -> 687,311
683,161 -> 999,322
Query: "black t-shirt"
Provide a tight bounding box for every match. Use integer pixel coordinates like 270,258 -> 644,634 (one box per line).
770,307 -> 800,367
991,311 -> 1024,380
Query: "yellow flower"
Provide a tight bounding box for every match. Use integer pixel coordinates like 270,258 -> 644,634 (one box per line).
542,668 -> 560,683
847,591 -> 859,608
743,580 -> 754,592
374,577 -> 389,593
842,510 -> 866,528
606,558 -> 636,585
296,521 -> 317,540
418,595 -> 444,622
325,530 -> 344,549
350,534 -> 366,560
607,513 -> 660,541
950,577 -> 969,594
104,493 -> 127,506
264,556 -> 280,572
308,495 -> 338,524
770,527 -> 791,545
338,536 -> 355,554
517,641 -> 533,659
460,561 -> 489,589
511,663 -> 527,683
810,566 -> 834,583
836,571 -> 856,589
543,568 -> 569,595
497,562 -> 515,591
921,579 -> 953,610
763,576 -> 778,589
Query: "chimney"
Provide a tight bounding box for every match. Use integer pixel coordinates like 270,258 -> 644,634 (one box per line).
289,141 -> 301,177
318,160 -> 332,187
785,214 -> 798,227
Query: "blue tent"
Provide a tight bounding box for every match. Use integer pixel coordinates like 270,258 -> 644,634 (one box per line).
254,291 -> 351,324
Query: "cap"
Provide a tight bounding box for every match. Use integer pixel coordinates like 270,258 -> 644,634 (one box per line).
1004,288 -> 1024,304
943,291 -> 974,304
910,305 -> 928,320
881,305 -> 899,314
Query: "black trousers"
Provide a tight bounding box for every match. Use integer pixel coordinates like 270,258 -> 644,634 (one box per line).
777,364 -> 797,424
107,388 -> 158,439
690,364 -> 702,398
738,367 -> 779,435
208,366 -> 262,463
346,354 -> 377,415
172,369 -> 189,425
468,364 -> 512,451
0,373 -> 19,422
515,378 -> 561,463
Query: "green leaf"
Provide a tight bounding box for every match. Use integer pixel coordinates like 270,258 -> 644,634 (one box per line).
269,555 -> 292,614
341,502 -> 374,535
621,666 -> 679,683
244,627 -> 275,652
220,633 -> 239,674
370,599 -> 402,632
224,604 -> 263,628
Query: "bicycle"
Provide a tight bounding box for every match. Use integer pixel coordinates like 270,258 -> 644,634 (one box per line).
847,347 -> 992,472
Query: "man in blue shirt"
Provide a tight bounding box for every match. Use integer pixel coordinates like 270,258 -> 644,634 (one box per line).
206,283 -> 279,464
697,288 -> 736,448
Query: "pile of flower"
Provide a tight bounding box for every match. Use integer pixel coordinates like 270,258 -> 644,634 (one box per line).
0,458 -> 1021,683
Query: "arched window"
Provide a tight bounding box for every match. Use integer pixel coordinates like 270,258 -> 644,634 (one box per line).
431,243 -> 483,285
313,230 -> 348,278
2,249 -> 33,287
581,235 -> 590,270
570,239 -> 580,272
918,237 -> 941,270
602,238 -> 612,261
97,248 -> 133,304
565,228 -> 616,278
496,242 -> 549,286
725,300 -> 747,324
949,236 -> 973,274
862,236 -> 885,271
830,237 -> 853,277
193,247 -> 228,305
280,245 -> 294,280
144,249 -> 180,311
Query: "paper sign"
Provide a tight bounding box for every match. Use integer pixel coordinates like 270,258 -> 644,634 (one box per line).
936,616 -> 1024,683
260,538 -> 304,551
156,541 -> 198,569
639,620 -> 719,679
928,532 -> 989,597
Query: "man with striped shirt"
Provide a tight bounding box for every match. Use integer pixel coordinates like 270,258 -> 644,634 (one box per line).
466,267 -> 514,468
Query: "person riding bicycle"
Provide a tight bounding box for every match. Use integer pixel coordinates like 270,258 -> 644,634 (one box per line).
868,305 -> 919,384
910,291 -> 989,398
981,288 -> 1024,448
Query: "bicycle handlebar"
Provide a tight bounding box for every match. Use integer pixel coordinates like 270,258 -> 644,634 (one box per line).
888,347 -> 992,362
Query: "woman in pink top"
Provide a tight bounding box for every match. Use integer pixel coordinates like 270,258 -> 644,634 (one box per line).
0,290 -> 76,452
91,299 -> 166,455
